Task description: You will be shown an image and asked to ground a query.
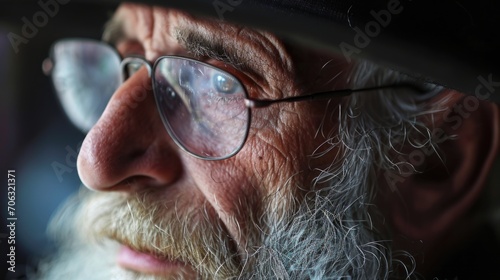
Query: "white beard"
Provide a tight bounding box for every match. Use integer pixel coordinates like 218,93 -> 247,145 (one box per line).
34,150 -> 390,280
34,193 -> 196,280
35,60 -> 438,280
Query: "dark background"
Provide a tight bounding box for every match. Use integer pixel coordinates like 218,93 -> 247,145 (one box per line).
0,2 -> 118,279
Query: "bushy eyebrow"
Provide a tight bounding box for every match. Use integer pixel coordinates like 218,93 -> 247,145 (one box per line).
173,27 -> 261,78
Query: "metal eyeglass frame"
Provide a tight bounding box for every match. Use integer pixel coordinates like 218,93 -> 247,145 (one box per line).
44,38 -> 432,160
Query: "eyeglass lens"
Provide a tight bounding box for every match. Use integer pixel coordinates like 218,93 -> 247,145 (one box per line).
51,39 -> 122,132
50,39 -> 250,159
153,57 -> 249,159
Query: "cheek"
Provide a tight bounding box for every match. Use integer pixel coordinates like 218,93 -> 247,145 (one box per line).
182,102 -> 339,244
183,158 -> 265,250
190,158 -> 265,219
248,101 -> 341,187
190,101 -> 339,202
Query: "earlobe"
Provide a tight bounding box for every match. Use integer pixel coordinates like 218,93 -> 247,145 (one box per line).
376,89 -> 499,271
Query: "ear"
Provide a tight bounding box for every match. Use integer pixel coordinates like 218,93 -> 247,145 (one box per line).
376,90 -> 499,270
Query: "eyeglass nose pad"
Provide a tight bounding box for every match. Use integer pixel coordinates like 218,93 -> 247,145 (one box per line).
42,58 -> 53,76
121,57 -> 153,79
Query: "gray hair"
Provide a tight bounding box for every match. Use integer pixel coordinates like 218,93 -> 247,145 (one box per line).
240,60 -> 443,280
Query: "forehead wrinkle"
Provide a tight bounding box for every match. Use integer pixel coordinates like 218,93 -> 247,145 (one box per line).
101,3 -> 156,59
149,7 -> 187,60
107,4 -> 183,60
111,4 -> 154,44
128,5 -> 159,60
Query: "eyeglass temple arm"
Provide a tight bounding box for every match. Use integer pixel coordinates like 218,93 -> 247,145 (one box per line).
244,83 -> 429,108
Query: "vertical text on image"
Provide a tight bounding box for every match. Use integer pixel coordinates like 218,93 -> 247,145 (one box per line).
6,170 -> 17,273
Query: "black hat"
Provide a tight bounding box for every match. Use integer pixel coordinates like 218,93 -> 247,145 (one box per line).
3,0 -> 500,101
138,0 -> 500,102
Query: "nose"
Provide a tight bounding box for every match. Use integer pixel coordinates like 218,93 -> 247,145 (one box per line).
77,67 -> 183,191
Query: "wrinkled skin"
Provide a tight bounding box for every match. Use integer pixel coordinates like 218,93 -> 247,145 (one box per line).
76,3 -> 350,278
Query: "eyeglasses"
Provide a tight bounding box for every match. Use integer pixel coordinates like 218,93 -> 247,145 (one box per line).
43,38 -> 429,160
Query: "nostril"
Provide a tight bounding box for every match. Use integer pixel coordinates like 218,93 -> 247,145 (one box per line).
114,175 -> 167,192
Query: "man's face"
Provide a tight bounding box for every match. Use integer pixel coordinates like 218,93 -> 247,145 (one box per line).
73,3 -> 347,279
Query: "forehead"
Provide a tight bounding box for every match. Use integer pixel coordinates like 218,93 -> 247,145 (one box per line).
105,3 -> 350,99
107,3 -> 304,98
107,4 -> 290,66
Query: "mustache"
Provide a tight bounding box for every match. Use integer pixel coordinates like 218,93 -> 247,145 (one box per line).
77,190 -> 242,279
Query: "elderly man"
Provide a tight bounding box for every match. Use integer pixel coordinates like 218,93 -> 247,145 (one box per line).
38,2 -> 499,279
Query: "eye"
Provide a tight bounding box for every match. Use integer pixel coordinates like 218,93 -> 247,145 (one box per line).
213,74 -> 238,94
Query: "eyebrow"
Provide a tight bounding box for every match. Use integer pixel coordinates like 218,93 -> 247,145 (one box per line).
173,27 -> 262,78
102,17 -> 125,46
